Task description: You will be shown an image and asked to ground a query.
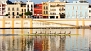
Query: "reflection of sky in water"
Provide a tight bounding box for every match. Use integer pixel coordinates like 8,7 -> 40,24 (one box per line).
0,29 -> 90,51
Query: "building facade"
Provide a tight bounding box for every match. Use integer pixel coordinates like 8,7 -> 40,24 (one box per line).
49,2 -> 65,19
34,4 -> 42,18
42,2 -> 49,18
42,0 -> 66,19
0,0 -> 7,17
26,0 -> 34,16
6,1 -> 26,18
65,1 -> 89,18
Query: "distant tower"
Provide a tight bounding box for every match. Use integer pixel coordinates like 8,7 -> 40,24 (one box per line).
54,0 -> 60,2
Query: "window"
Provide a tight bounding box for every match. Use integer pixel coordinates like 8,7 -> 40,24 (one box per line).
80,6 -> 82,10
17,8 -> 19,11
56,16 -> 58,19
22,13 -> 23,15
12,12 -> 14,15
27,9 -> 29,11
80,12 -> 82,17
31,5 -> 32,7
46,6 -> 48,10
27,5 -> 29,7
17,12 -> 19,15
22,9 -> 23,12
76,6 -> 78,10
89,10 -> 91,13
16,16 -> 19,18
44,6 -> 45,9
24,9 -> 26,12
31,9 -> 32,11
50,16 -> 55,19
73,6 -> 74,10
12,8 -> 14,11
46,11 -> 48,14
89,16 -> 91,18
8,16 -> 10,18
44,11 -> 45,14
8,12 -> 10,15
8,8 -> 10,11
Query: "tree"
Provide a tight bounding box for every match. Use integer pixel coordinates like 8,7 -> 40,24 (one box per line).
19,14 -> 23,18
5,14 -> 9,16
24,11 -> 32,16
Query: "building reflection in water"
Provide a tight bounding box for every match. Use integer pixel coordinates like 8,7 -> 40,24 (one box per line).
0,28 -> 90,51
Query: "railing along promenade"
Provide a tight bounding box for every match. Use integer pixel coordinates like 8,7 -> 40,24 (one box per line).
0,26 -> 90,29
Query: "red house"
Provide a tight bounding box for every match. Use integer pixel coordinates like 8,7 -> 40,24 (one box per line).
34,4 -> 42,18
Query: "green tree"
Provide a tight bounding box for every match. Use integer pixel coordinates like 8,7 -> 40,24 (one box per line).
5,14 -> 9,16
24,11 -> 32,16
19,14 -> 23,18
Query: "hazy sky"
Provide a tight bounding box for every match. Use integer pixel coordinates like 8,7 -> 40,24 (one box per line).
9,0 -> 91,4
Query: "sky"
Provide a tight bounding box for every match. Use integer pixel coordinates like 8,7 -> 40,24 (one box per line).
9,0 -> 91,4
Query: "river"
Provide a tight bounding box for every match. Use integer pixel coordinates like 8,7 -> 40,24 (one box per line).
0,29 -> 90,51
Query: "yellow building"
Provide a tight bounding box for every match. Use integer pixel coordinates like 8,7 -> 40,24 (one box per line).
6,1 -> 26,18
42,0 -> 66,19
42,2 -> 49,18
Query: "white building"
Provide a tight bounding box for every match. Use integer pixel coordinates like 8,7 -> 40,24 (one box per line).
26,0 -> 34,16
0,0 -> 7,18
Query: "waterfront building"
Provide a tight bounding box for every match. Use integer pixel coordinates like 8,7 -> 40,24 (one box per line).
6,0 -> 26,18
26,0 -> 34,17
0,0 -> 7,18
34,4 -> 42,18
42,0 -> 67,19
42,2 -> 49,18
89,5 -> 91,18
65,0 -> 89,18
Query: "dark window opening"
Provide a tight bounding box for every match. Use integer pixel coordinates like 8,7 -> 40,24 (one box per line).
50,16 -> 55,19
60,13 -> 65,18
12,12 -> 14,15
56,16 -> 58,19
22,9 -> 23,12
17,12 -> 19,15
